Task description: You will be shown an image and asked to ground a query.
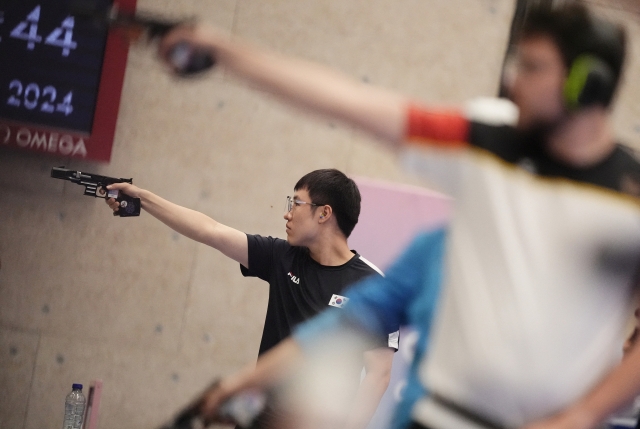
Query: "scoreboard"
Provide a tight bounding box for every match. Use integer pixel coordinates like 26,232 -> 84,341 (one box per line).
0,0 -> 136,162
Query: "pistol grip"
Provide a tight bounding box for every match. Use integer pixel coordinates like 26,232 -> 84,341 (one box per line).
114,194 -> 141,217
169,42 -> 216,76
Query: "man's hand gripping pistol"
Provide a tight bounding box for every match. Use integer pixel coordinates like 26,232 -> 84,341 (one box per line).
51,166 -> 141,217
72,1 -> 215,76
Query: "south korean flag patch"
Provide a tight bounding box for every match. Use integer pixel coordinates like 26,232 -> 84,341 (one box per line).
329,294 -> 349,308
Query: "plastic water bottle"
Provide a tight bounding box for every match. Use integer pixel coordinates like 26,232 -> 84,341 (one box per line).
61,383 -> 86,429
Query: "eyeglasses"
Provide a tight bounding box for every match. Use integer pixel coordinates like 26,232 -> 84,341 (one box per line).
285,196 -> 321,213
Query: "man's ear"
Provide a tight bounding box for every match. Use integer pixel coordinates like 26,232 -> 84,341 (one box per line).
318,205 -> 333,223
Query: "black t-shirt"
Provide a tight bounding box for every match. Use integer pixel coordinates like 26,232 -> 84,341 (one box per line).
241,234 -> 391,355
469,122 -> 640,196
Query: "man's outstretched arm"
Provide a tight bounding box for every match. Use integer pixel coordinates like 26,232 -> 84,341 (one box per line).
159,25 -> 408,145
106,183 -> 248,267
198,338 -> 392,429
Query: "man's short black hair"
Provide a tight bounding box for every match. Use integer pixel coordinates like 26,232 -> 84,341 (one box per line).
517,3 -> 626,100
295,169 -> 361,238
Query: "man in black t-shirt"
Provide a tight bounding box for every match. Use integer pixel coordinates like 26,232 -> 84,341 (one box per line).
106,168 -> 398,429
239,232 -> 395,429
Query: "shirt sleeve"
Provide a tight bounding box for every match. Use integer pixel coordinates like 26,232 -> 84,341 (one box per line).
293,229 -> 446,352
401,100 -> 521,198
405,98 -> 520,151
240,234 -> 290,281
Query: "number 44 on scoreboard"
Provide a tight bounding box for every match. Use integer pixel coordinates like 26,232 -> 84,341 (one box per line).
8,5 -> 78,56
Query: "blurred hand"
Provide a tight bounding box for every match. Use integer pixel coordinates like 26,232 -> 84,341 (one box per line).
199,380 -> 235,425
105,183 -> 142,213
158,24 -> 223,74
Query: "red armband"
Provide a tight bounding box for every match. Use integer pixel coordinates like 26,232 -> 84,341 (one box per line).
405,104 -> 470,148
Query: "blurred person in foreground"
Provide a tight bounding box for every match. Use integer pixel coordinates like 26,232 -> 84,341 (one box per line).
158,3 -> 640,429
105,169 -> 398,429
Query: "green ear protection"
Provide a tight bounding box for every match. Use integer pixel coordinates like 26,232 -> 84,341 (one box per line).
564,54 -> 615,110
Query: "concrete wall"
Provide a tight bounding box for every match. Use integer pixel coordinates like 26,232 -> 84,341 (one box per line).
1,1 -> 638,428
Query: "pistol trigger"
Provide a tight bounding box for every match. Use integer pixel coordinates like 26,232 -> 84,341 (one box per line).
96,186 -> 108,198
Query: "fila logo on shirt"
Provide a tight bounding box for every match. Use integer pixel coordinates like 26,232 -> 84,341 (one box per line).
287,272 -> 300,284
329,294 -> 349,308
